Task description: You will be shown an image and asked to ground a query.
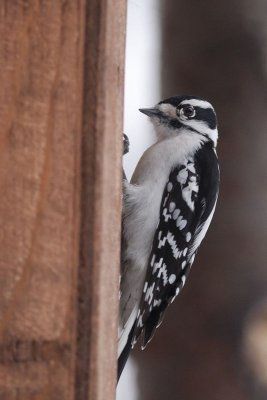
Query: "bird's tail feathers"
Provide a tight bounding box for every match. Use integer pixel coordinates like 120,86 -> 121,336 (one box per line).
117,324 -> 136,382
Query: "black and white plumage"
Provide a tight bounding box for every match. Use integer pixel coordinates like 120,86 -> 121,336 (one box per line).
118,95 -> 220,379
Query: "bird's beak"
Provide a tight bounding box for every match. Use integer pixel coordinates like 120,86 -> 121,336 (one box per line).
139,108 -> 160,117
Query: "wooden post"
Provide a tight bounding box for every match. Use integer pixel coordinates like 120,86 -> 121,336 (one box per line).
0,1 -> 126,399
76,1 -> 126,399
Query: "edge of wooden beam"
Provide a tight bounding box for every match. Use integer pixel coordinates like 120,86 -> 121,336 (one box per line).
75,1 -> 126,399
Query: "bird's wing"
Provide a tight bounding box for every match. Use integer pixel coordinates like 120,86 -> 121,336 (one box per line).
132,146 -> 219,348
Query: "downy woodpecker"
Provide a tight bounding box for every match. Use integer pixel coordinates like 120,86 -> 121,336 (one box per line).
118,95 -> 220,379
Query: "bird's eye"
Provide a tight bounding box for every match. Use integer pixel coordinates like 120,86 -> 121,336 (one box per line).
178,105 -> 196,119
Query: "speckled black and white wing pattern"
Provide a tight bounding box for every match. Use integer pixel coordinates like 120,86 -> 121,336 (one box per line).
132,142 -> 219,348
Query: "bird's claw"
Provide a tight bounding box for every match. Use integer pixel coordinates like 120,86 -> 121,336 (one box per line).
123,134 -> 130,155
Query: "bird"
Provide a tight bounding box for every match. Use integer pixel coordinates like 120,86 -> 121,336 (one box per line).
118,95 -> 220,380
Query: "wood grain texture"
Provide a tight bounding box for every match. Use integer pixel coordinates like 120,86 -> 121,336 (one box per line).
0,1 -> 126,399
76,1 -> 126,399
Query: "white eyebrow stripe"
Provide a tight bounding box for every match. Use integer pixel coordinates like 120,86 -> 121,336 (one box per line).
180,99 -> 214,110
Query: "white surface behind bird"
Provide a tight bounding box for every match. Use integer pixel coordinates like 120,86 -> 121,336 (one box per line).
123,0 -> 161,180
117,0 -> 161,398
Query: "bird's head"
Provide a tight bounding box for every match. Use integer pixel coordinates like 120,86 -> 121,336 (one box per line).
139,95 -> 218,146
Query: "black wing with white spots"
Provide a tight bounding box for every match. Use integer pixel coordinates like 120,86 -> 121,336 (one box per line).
132,142 -> 219,348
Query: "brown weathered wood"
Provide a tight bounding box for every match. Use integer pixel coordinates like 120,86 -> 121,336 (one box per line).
0,1 -> 126,399
76,1 -> 126,399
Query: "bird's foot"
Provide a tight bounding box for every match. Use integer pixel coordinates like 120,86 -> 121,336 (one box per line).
123,134 -> 130,155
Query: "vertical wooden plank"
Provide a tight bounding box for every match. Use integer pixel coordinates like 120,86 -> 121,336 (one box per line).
0,2 -> 86,399
0,0 -> 126,399
76,1 -> 126,399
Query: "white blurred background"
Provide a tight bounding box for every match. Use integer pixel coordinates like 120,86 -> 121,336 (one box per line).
122,0 -> 161,180
117,1 -> 161,399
